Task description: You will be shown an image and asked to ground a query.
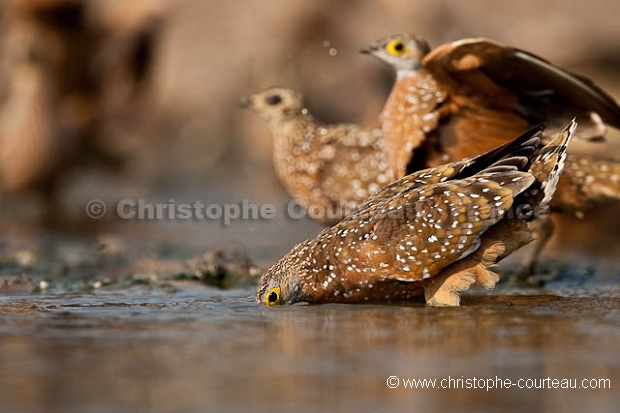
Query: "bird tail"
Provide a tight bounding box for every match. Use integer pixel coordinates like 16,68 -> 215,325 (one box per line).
513,119 -> 576,221
529,119 -> 577,205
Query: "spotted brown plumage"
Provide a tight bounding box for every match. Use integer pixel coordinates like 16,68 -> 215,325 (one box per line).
241,87 -> 394,224
361,34 -> 620,274
256,121 -> 576,307
553,155 -> 620,213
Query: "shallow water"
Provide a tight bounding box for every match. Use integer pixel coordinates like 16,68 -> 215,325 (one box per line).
1,285 -> 619,413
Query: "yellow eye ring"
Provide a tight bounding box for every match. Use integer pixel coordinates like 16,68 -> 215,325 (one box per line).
386,40 -> 407,55
265,287 -> 282,306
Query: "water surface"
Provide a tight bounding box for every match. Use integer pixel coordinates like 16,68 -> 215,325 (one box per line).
1,285 -> 619,413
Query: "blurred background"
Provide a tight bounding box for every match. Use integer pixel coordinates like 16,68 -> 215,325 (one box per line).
0,0 -> 619,264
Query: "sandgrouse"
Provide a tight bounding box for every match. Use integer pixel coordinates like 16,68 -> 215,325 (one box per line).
257,121 -> 576,307
241,87 -> 394,224
361,34 -> 620,272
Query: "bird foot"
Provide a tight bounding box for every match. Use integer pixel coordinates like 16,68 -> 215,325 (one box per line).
424,270 -> 476,307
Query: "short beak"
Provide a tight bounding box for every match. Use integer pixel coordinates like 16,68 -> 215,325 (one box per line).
359,45 -> 376,55
239,96 -> 252,108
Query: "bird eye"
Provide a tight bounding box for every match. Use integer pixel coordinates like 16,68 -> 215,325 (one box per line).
266,95 -> 282,105
386,40 -> 407,55
265,287 -> 282,306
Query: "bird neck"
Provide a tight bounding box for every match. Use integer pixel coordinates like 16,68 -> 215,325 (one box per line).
396,68 -> 421,80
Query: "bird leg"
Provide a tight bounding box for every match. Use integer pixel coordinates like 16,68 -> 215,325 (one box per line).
423,239 -> 510,307
518,216 -> 555,278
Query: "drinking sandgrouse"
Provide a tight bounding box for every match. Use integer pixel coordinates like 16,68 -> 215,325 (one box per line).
361,34 -> 620,273
241,87 -> 394,224
256,121 -> 576,307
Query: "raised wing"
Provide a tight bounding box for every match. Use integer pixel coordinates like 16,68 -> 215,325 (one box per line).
423,38 -> 620,140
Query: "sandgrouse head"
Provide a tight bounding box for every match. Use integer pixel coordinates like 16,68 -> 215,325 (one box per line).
256,247 -> 309,306
240,87 -> 306,123
360,34 -> 430,74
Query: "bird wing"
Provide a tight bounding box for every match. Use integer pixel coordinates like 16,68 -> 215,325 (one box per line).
347,171 -> 534,283
422,38 -> 620,141
313,125 -> 392,216
316,123 -> 384,150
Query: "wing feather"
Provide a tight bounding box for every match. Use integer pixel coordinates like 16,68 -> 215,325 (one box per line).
423,38 -> 620,138
350,171 -> 534,283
